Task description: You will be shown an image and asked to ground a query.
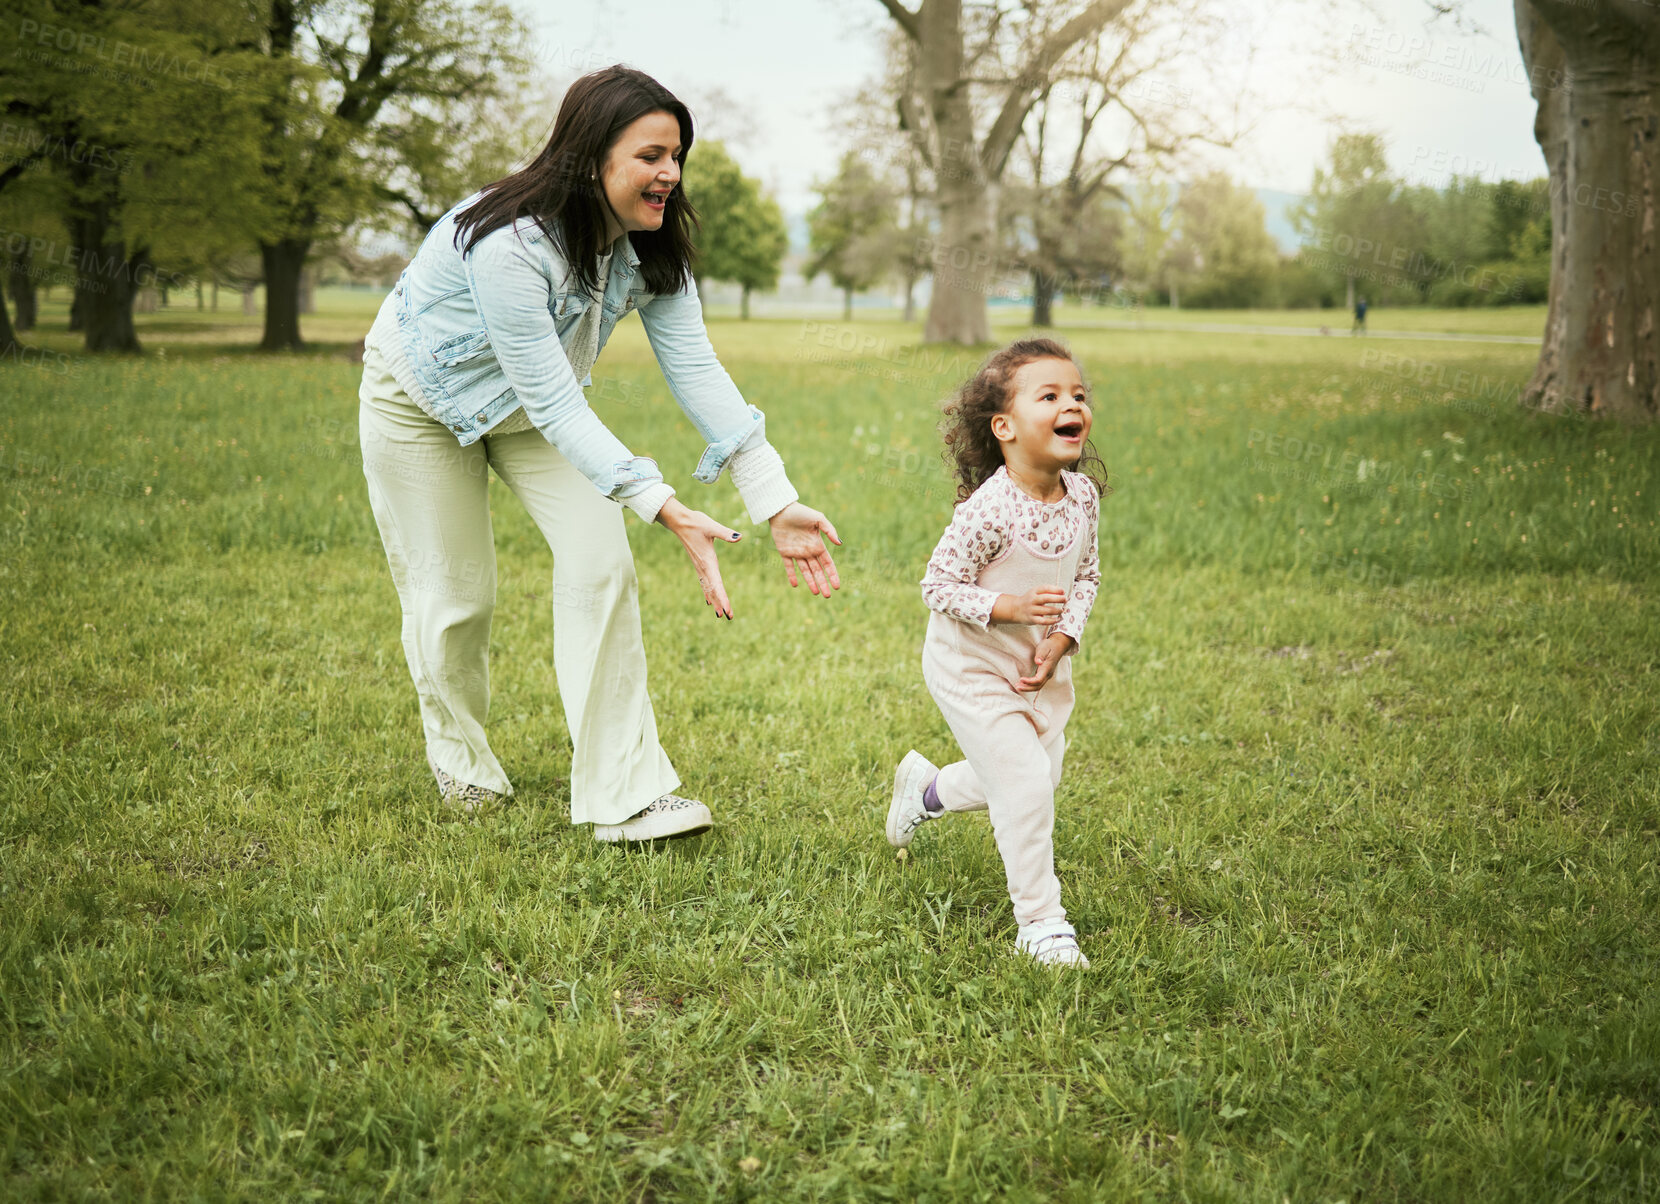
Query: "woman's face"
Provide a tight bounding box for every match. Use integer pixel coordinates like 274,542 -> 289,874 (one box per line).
599,110 -> 683,236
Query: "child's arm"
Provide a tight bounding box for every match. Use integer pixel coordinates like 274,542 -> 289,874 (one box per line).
1051,490 -> 1101,652
920,496 -> 1005,627
922,485 -> 1068,627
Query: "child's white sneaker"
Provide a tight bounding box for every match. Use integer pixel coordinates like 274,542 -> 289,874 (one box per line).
1016,918 -> 1090,968
886,750 -> 940,848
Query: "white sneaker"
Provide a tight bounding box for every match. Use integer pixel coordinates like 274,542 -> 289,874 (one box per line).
886,750 -> 940,848
593,793 -> 713,843
1015,919 -> 1090,968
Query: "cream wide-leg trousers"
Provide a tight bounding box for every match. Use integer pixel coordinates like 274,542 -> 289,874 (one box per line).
357,344 -> 680,826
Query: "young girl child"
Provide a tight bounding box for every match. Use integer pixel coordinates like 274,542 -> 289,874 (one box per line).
886,337 -> 1107,968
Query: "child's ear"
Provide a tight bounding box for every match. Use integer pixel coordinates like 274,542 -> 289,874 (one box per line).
990,413 -> 1015,443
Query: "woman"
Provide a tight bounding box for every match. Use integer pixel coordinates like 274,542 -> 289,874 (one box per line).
358,66 -> 840,842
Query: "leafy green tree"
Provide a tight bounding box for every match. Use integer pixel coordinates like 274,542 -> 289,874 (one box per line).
1117,182 -> 1176,304
1486,179 -> 1550,263
1404,176 -> 1489,297
363,75 -> 561,236
683,140 -> 787,320
0,157 -> 50,352
1415,177 -> 1551,309
1008,179 -> 1121,322
1293,134 -> 1404,311
0,128 -> 64,347
2,0 -> 267,351
243,0 -> 531,350
824,38 -> 935,323
1169,172 -> 1279,308
805,151 -> 897,321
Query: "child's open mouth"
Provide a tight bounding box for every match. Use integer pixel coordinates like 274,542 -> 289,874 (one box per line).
1053,420 -> 1084,441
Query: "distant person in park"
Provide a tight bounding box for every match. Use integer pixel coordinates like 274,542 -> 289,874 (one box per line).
886,338 -> 1106,968
357,66 -> 841,841
1352,295 -> 1368,334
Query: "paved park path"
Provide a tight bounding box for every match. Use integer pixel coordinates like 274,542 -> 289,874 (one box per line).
1087,318 -> 1542,345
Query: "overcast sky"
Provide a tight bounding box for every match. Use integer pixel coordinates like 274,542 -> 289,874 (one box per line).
510,0 -> 1544,212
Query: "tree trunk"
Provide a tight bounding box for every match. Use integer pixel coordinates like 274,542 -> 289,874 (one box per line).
135,286 -> 159,314
1345,273 -> 1355,312
241,285 -> 257,315
6,249 -> 37,331
842,286 -> 853,322
66,220 -> 143,353
212,279 -> 219,311
63,153 -> 143,352
1031,266 -> 1055,327
902,272 -> 917,324
69,287 -> 84,332
0,276 -> 17,358
75,255 -> 143,352
741,283 -> 751,320
925,166 -> 997,344
259,238 -> 310,350
1516,0 -> 1659,420
1169,277 -> 1179,310
298,265 -> 315,315
918,0 -> 994,345
196,280 -> 204,311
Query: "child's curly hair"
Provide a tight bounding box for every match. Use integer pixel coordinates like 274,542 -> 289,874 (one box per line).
939,337 -> 1110,503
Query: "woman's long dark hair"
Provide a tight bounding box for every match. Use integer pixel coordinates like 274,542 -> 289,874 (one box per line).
940,337 -> 1111,503
452,66 -> 698,296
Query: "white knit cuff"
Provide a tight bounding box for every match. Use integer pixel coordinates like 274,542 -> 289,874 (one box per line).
728,441 -> 799,524
621,482 -> 675,524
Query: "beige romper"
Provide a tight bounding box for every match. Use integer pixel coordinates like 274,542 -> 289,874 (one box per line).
921,474 -> 1093,927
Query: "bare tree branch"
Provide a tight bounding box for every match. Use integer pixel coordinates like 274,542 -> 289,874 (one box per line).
895,93 -> 937,169
0,148 -> 47,195
372,182 -> 440,231
875,0 -> 922,42
983,0 -> 1137,176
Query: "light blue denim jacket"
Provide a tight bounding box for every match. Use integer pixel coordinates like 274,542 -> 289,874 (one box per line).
372,189 -> 776,518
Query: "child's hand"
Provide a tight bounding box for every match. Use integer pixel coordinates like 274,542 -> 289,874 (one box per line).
996,587 -> 1068,626
1017,632 -> 1075,692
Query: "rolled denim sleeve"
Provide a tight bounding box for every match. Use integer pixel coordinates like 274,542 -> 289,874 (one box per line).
463,231 -> 671,521
637,281 -> 786,492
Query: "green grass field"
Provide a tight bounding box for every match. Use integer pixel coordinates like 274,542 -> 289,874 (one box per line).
2,291 -> 1656,1201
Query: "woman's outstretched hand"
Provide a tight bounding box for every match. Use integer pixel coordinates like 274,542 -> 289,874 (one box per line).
768,502 -> 842,597
656,497 -> 742,619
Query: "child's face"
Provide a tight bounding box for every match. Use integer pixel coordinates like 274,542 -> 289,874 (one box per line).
991,357 -> 1092,473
